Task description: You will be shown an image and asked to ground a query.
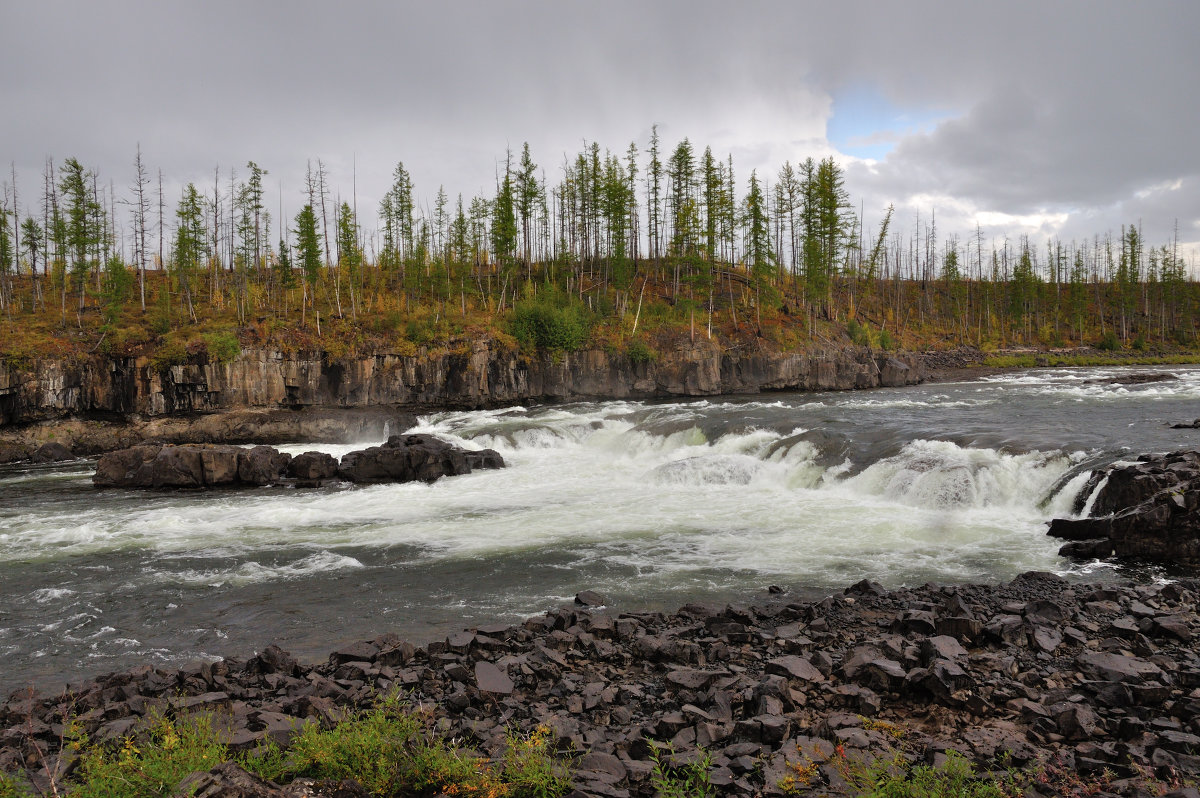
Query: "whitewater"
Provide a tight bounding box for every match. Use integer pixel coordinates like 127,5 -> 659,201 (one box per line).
2,365 -> 1199,694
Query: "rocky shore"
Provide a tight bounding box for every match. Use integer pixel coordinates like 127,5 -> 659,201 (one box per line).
4,573 -> 1200,796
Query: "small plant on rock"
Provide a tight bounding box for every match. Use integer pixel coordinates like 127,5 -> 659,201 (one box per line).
648,742 -> 714,798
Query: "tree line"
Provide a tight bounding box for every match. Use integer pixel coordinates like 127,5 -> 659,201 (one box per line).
0,130 -> 1195,355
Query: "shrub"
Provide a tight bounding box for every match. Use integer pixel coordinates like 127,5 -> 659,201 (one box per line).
69,712 -> 227,798
626,338 -> 658,364
1096,330 -> 1120,351
847,318 -> 868,346
203,330 -> 241,364
0,772 -> 29,798
150,338 -> 189,371
508,300 -> 589,352
649,743 -> 713,798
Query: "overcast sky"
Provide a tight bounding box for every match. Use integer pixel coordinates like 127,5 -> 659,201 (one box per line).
3,0 -> 1198,257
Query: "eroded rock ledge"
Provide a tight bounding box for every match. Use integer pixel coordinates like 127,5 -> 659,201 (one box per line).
92,434 -> 504,489
1050,450 -> 1200,563
3,573 -> 1199,796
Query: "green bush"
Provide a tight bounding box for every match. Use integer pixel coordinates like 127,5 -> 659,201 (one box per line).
508,300 -> 589,352
69,712 -> 227,798
1096,330 -> 1120,351
626,339 -> 658,364
0,772 -> 29,798
150,338 -> 189,371
203,330 -> 241,364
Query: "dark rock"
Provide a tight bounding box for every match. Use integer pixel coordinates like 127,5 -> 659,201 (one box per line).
1059,538 -> 1114,559
288,451 -> 340,483
238,446 -> 292,486
174,762 -> 283,797
1076,651 -> 1166,684
1049,450 -> 1200,564
337,434 -> 503,484
31,442 -> 74,463
475,661 -> 513,695
575,590 -> 608,607
765,656 -> 825,683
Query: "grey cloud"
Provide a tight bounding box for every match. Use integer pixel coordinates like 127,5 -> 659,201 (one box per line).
2,1 -> 1197,250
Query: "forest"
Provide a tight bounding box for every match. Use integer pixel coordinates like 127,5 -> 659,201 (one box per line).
0,128 -> 1196,368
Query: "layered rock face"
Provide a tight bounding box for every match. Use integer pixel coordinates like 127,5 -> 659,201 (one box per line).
92,435 -> 505,489
0,344 -> 924,428
3,574 -> 1199,796
1050,451 -> 1200,563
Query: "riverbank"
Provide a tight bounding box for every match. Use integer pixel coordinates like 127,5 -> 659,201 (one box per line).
0,341 -> 923,459
2,573 -> 1196,796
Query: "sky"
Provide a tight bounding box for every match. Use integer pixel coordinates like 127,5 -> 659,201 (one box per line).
2,0 -> 1199,260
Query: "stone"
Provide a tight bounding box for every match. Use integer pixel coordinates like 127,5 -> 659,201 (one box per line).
919,636 -> 967,665
237,446 -> 292,486
337,434 -> 503,484
288,451 -> 340,483
31,442 -> 73,463
1076,651 -> 1166,684
475,661 -> 513,695
174,762 -> 283,797
766,656 -> 824,683
575,590 -> 608,607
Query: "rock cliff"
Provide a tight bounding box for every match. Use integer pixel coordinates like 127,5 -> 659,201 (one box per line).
0,342 -> 922,453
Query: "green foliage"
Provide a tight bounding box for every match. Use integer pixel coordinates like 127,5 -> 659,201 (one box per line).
649,743 -> 713,798
0,771 -> 29,798
626,338 -> 658,364
203,330 -> 241,364
499,725 -> 573,798
100,256 -> 134,327
247,695 -> 420,793
69,712 -> 227,798
150,337 -> 189,371
508,296 -> 590,353
295,204 -> 322,287
843,751 -> 1010,798
847,318 -> 869,346
1096,330 -> 1121,351
247,697 -> 572,798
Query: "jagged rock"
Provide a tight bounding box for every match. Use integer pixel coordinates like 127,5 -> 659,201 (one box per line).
475,661 -> 514,695
1076,651 -> 1165,683
238,446 -> 293,486
6,571 -> 1200,797
336,434 -> 503,484
1050,450 -> 1200,564
92,437 -> 501,490
575,590 -> 608,607
174,762 -> 283,797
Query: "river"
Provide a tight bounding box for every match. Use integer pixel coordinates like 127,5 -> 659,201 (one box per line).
1,365 -> 1198,696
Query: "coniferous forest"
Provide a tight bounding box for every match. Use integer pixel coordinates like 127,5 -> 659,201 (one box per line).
0,129 -> 1196,367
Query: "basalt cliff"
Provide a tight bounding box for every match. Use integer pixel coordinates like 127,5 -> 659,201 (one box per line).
0,342 -> 922,456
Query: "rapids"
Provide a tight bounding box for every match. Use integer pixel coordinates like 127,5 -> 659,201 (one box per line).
2,365 -> 1199,694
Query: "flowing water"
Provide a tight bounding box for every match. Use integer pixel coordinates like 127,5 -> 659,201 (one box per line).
2,366 -> 1200,696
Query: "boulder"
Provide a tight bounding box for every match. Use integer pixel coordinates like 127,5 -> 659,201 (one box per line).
31,442 -> 73,463
337,434 -> 504,484
287,451 -> 340,484
1049,450 -> 1200,564
237,446 -> 293,486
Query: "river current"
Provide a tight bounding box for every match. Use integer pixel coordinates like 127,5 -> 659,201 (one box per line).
2,366 -> 1199,696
